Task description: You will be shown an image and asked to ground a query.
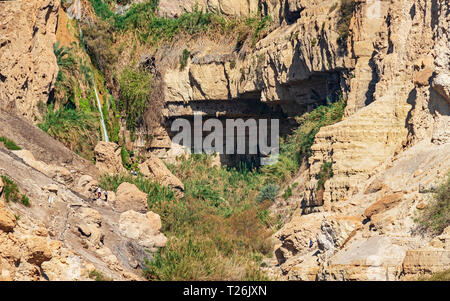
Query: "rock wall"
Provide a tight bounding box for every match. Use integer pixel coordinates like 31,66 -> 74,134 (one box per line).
0,0 -> 59,122
268,0 -> 450,281
147,0 -> 353,161
157,0 -> 260,18
303,0 -> 450,212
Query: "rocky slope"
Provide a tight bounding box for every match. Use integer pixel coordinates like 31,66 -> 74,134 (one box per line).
0,110 -> 172,280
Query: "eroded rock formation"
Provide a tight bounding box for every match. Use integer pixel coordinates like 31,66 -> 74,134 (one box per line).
0,0 -> 59,122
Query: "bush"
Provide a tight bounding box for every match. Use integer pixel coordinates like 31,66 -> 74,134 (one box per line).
179,49 -> 190,71
90,0 -> 272,47
99,174 -> 175,206
316,161 -> 333,191
88,270 -> 112,281
81,20 -> 118,80
0,136 -> 21,151
261,97 -> 346,184
257,183 -> 279,203
118,67 -> 153,131
418,269 -> 450,281
415,172 -> 450,235
38,105 -> 99,160
0,176 -> 31,207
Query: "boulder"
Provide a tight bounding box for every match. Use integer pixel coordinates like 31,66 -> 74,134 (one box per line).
139,154 -> 184,197
0,200 -> 16,232
114,183 -> 148,213
24,235 -> 52,266
76,175 -> 99,197
73,207 -> 104,248
119,210 -> 167,249
94,142 -> 126,175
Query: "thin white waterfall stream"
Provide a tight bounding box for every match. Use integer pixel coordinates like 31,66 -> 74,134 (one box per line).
94,86 -> 109,142
79,25 -> 109,142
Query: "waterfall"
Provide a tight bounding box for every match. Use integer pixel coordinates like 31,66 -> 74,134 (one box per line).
94,86 -> 109,142
77,24 -> 109,143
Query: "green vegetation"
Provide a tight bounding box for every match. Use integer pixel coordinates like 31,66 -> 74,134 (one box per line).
179,49 -> 190,71
99,174 -> 175,205
282,186 -> 293,200
104,154 -> 274,280
38,105 -> 99,160
118,67 -> 153,132
53,42 -> 79,106
257,183 -> 279,203
0,175 -> 31,207
102,95 -> 121,143
89,0 -> 272,47
415,172 -> 450,235
0,136 -> 21,151
261,97 -> 346,184
316,161 -> 333,191
418,269 -> 450,281
88,270 -> 112,281
337,0 -> 356,48
81,20 -> 118,80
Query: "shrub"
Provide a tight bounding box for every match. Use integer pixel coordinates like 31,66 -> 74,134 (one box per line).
282,186 -> 293,200
38,105 -> 99,160
415,172 -> 450,235
316,161 -> 333,191
88,270 -> 112,281
257,183 -> 279,203
418,269 -> 450,281
81,20 -> 118,79
98,174 -> 175,206
261,97 -> 346,184
90,0 -> 272,47
120,147 -> 131,170
0,176 -> 31,207
0,136 -> 21,151
179,49 -> 190,71
118,67 -> 153,132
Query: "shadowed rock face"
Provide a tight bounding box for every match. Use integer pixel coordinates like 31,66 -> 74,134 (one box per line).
0,0 -> 59,121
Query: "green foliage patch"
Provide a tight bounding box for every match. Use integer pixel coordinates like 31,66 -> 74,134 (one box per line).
118,67 -> 153,132
415,172 -> 450,235
0,136 -> 21,151
38,105 -> 99,160
261,97 -> 346,184
0,175 -> 31,207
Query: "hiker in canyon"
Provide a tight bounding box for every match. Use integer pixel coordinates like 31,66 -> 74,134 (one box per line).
97,187 -> 102,200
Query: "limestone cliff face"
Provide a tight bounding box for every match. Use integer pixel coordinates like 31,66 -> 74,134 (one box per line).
303,0 -> 449,212
158,0 -> 259,18
163,0 -> 350,109
0,0 -> 59,122
154,0 -> 353,156
269,0 -> 450,281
